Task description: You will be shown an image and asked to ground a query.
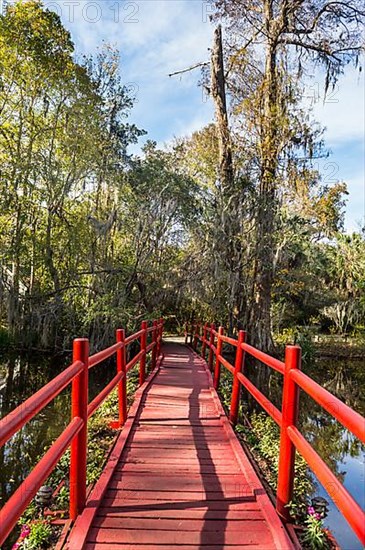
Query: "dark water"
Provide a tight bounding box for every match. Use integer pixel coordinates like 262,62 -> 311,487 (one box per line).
0,349 -> 364,549
0,351 -> 118,518
302,357 -> 365,550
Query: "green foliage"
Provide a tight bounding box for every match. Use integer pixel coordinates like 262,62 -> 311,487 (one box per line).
54,486 -> 69,511
217,369 -> 233,411
20,521 -> 52,549
233,412 -> 331,548
236,412 -> 313,510
0,1 -> 176,349
216,364 -> 333,547
16,364 -> 141,544
0,0 -> 364,352
301,514 -> 331,550
274,328 -> 315,364
321,233 -> 365,335
19,501 -> 39,525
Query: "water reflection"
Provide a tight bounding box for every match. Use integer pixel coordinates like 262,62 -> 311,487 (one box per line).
304,357 -> 365,550
0,352 -> 117,509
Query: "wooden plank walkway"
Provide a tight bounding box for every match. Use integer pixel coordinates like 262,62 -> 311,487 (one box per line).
66,343 -> 294,550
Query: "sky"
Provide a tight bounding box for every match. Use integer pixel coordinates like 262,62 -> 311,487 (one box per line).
41,0 -> 364,232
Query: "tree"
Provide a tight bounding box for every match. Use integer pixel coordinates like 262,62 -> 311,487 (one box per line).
213,0 -> 364,350
0,1 -> 145,348
322,233 -> 365,334
0,0 -> 76,333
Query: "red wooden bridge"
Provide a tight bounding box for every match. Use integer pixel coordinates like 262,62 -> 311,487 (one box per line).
1,319 -> 364,549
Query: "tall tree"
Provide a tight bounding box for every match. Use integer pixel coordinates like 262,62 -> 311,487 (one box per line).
211,26 -> 248,333
213,0 -> 364,350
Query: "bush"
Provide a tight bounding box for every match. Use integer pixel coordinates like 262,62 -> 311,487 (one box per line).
274,327 -> 315,363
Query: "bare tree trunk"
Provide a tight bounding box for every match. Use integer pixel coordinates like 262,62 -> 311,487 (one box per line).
248,2 -> 277,352
211,25 -> 242,334
211,25 -> 234,194
8,206 -> 22,335
45,208 -> 60,294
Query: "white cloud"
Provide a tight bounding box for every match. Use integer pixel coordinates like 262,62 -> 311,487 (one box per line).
50,0 -> 215,142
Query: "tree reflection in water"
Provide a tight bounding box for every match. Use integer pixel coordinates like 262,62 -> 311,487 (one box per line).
0,352 -> 116,507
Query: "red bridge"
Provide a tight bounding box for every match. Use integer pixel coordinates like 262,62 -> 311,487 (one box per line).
1,320 -> 364,549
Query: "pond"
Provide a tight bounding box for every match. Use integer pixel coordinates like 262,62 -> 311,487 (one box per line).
302,357 -> 365,550
0,348 -> 364,549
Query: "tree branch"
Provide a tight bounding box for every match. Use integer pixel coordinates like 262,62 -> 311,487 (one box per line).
168,62 -> 209,78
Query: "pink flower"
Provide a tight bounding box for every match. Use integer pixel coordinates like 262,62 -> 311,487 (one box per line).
307,506 -> 316,516
20,525 -> 30,538
11,543 -> 20,550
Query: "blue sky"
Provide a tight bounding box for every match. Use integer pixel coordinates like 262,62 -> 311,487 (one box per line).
45,0 -> 364,232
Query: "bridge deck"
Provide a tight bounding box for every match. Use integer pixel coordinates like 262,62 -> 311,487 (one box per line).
66,343 -> 294,549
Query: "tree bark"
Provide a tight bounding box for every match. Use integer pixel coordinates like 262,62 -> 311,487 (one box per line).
211,25 -> 242,334
248,1 -> 278,352
211,25 -> 234,194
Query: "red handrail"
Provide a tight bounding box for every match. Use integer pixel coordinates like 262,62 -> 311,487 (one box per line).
290,368 -> 365,442
0,360 -> 83,447
220,334 -> 238,347
87,371 -> 124,418
242,342 -> 285,374
0,417 -> 83,544
186,320 -> 365,545
0,318 -> 164,547
88,342 -> 122,369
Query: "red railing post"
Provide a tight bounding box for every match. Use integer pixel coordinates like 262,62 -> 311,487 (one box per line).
139,320 -> 147,385
229,330 -> 246,426
69,338 -> 89,521
152,320 -> 158,369
193,322 -> 199,350
213,327 -> 224,390
208,323 -> 215,371
116,329 -> 127,426
201,323 -> 208,358
157,317 -> 163,356
156,319 -> 161,356
276,345 -> 301,521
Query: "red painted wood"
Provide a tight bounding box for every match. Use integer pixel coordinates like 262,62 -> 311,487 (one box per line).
66,343 -> 294,550
93,517 -> 263,531
123,446 -> 233,455
87,526 -> 272,545
116,328 -> 127,426
97,504 -> 260,520
106,492 -> 254,506
70,338 -> 89,520
276,346 -> 301,521
116,462 -> 242,473
84,545 -> 276,550
107,473 -> 254,494
0,320 -> 164,549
